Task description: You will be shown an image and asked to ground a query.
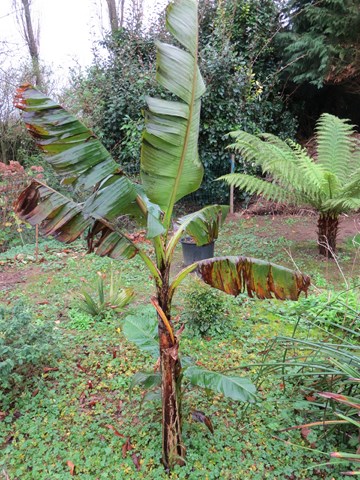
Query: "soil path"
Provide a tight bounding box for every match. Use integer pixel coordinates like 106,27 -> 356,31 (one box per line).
0,266 -> 42,292
229,213 -> 360,243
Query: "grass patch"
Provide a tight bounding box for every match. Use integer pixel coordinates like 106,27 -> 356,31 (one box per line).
1,216 -> 359,478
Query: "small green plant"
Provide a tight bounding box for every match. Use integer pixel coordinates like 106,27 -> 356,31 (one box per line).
182,276 -> 229,336
67,309 -> 94,330
78,270 -> 134,320
0,303 -> 60,392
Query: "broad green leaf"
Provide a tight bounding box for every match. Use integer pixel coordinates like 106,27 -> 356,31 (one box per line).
15,84 -> 120,191
197,256 -> 310,300
185,366 -> 257,403
15,180 -> 138,260
15,85 -> 164,238
130,371 -> 161,392
122,307 -> 159,358
141,0 -> 205,220
176,205 -> 229,246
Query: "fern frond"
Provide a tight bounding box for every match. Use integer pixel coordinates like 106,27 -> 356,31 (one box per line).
230,131 -> 304,189
323,172 -> 339,199
325,197 -> 360,213
219,173 -> 302,205
316,113 -> 357,185
228,131 -> 275,167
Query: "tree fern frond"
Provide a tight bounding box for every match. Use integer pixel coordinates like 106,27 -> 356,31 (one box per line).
323,171 -> 339,199
286,140 -> 326,199
316,113 -> 357,185
228,131 -> 275,167
219,173 -> 301,205
230,131 -> 304,189
325,197 -> 360,213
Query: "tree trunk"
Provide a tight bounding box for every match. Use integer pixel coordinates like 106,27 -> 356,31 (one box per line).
21,0 -> 42,87
317,213 -> 339,257
106,0 -> 119,34
157,266 -> 185,470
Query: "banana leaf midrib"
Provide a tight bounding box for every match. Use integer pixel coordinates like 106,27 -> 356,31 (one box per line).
163,28 -> 200,230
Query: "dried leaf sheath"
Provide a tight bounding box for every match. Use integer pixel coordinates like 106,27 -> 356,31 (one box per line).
197,256 -> 310,300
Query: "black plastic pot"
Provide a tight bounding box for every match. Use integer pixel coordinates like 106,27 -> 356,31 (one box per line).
180,237 -> 215,266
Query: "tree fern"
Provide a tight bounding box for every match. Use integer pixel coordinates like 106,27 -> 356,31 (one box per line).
316,113 -> 358,185
222,113 -> 360,256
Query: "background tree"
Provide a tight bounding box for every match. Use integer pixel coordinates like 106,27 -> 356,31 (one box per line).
13,0 -> 42,87
276,0 -> 360,136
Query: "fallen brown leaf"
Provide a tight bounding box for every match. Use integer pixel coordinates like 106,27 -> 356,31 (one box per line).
122,437 -> 133,458
105,424 -> 124,438
131,453 -> 141,471
67,460 -> 75,476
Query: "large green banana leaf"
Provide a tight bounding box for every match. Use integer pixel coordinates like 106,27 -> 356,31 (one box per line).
184,366 -> 257,403
141,0 -> 205,219
14,84 -> 164,238
122,307 -> 159,358
197,256 -> 310,300
15,180 -> 138,260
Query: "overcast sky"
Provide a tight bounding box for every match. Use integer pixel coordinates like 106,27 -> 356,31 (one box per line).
0,0 -> 167,77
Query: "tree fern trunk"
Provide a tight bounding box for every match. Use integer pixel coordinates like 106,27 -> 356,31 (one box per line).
317,213 -> 339,257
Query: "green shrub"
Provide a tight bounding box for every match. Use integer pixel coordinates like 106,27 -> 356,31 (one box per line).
0,303 -> 60,391
182,277 -> 229,336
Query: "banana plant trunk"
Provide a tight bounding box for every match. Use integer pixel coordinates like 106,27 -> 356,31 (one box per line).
317,213 -> 339,257
157,266 -> 185,470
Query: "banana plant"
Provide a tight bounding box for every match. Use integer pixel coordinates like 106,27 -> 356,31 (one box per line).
14,0 -> 310,470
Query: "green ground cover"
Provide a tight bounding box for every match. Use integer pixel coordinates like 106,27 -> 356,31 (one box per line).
1,215 -> 359,479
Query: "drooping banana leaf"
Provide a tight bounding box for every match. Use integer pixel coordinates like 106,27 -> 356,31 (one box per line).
197,256 -> 310,300
14,84 -> 164,238
122,307 -> 159,358
141,0 -> 206,223
166,205 -> 229,261
185,366 -> 257,403
177,205 -> 229,245
15,180 -> 138,260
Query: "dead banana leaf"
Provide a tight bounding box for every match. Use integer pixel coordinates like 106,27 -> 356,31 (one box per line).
197,256 -> 310,300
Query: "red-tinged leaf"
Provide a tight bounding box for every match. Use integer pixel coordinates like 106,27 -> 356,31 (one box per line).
106,424 -> 125,438
305,394 -> 317,402
280,419 -> 348,432
192,410 -> 214,434
122,437 -> 134,458
36,300 -> 49,305
43,367 -> 59,373
15,181 -> 138,261
318,392 -> 360,410
301,427 -> 311,440
131,453 -> 141,471
331,452 -> 360,462
67,460 -> 75,476
197,256 -> 310,300
77,363 -> 87,373
32,388 -> 39,397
